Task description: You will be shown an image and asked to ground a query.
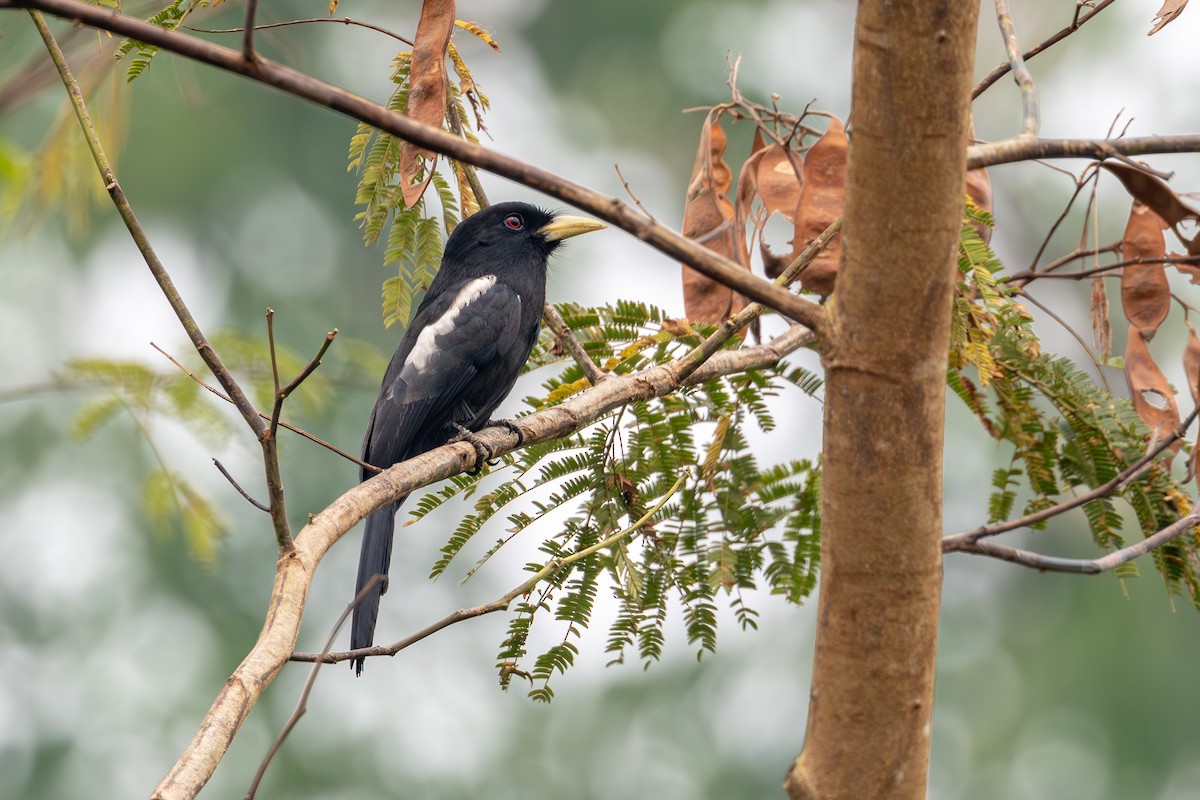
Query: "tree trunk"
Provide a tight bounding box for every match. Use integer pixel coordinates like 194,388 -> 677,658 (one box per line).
785,2 -> 980,799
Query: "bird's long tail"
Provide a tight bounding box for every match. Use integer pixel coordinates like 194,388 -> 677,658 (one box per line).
352,502 -> 398,675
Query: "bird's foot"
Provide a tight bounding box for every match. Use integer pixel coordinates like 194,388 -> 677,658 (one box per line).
449,423 -> 493,475
489,418 -> 525,449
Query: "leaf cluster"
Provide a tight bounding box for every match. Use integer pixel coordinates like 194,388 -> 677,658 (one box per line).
409,301 -> 823,700
347,41 -> 490,329
113,0 -> 216,81
949,207 -> 1200,602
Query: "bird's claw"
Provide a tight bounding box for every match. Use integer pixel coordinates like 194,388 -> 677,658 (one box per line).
449,423 -> 493,475
484,419 -> 525,466
491,418 -> 525,448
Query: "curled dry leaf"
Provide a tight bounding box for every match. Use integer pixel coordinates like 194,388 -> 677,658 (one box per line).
757,143 -> 804,221
1185,322 -> 1200,404
1120,201 -> 1171,339
680,115 -> 748,325
1150,0 -> 1189,34
791,117 -> 847,295
733,130 -> 768,248
399,0 -> 457,207
1125,325 -> 1181,452
756,143 -> 806,280
1102,162 -> 1200,255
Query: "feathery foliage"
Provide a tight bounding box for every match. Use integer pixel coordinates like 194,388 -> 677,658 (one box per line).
113,0 -> 216,81
349,37 -> 491,330
949,206 -> 1200,600
408,301 -> 823,699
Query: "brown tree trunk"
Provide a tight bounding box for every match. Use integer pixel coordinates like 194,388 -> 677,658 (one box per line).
785,2 -> 980,799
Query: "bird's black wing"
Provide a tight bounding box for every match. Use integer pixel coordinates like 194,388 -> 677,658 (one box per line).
362,274 -> 525,471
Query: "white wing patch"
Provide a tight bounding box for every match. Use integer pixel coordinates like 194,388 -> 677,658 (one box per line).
407,275 -> 499,372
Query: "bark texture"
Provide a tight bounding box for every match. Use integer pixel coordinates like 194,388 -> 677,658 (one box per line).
785,3 -> 980,799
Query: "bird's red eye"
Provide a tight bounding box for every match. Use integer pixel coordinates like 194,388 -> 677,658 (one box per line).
503,214 -> 524,231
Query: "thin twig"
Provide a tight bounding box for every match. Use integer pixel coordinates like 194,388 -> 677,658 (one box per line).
943,402 -> 1200,549
150,342 -> 379,473
28,8 -> 296,556
973,0 -> 1117,99
1005,241 -> 1121,285
241,0 -> 258,60
213,459 -> 270,513
1012,254 -> 1200,284
246,575 -> 384,799
948,504 -> 1200,574
542,305 -> 607,385
444,84 -> 490,207
281,328 -> 339,398
266,308 -> 282,439
186,16 -> 413,46
614,163 -> 655,221
291,472 -> 687,665
993,0 -> 1040,138
1025,165 -> 1100,274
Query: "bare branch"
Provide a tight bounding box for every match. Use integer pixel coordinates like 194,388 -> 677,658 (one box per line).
4,0 -> 827,335
150,342 -> 379,473
213,459 -> 270,513
242,0 -> 259,60
943,401 -> 1200,550
948,504 -> 1200,574
973,0 -> 1117,99
245,575 -> 384,799
993,0 -> 1040,138
281,328 -> 338,399
969,134 -> 1200,169
260,308 -> 293,550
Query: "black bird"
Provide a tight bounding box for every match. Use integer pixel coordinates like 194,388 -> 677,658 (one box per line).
352,201 -> 604,674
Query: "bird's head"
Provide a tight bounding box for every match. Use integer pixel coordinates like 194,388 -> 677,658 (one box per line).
442,202 -> 606,272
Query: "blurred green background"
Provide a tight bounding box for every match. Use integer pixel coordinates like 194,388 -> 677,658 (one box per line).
3,1 -> 1200,798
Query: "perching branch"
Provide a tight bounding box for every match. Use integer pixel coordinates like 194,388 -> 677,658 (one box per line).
27,8 -> 297,556
948,504 -> 1200,574
244,574 -> 384,800
292,472 -> 686,665
147,320 -> 812,800
2,0 -> 827,335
